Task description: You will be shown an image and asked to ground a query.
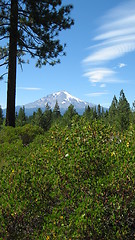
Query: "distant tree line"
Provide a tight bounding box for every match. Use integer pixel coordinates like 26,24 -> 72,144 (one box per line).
0,89 -> 135,132
15,101 -> 78,130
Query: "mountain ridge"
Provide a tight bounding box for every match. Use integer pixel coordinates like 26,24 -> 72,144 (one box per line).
24,90 -> 95,115
3,91 -> 106,116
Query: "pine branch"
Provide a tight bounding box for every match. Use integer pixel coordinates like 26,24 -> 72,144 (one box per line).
0,15 -> 10,21
0,61 -> 8,67
0,23 -> 10,27
0,54 -> 9,61
0,72 -> 8,80
18,9 -> 30,17
0,35 -> 9,41
18,23 -> 44,46
18,38 -> 38,57
0,1 -> 10,7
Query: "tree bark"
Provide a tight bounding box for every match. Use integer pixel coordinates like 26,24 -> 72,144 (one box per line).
6,0 -> 18,127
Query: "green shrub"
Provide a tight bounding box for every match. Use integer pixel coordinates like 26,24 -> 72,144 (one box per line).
0,124 -> 43,169
17,124 -> 43,145
0,126 -> 20,144
0,124 -> 43,145
0,119 -> 134,239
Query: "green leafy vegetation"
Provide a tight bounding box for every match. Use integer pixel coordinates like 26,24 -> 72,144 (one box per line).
0,105 -> 3,126
0,115 -> 135,239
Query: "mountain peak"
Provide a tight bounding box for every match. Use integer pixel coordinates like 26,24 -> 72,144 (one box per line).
25,91 -> 92,110
22,91 -> 95,116
3,91 -> 107,117
51,91 -> 84,103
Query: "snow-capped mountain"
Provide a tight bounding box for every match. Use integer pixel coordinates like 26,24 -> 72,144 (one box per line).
2,91 -> 96,117
24,91 -> 95,115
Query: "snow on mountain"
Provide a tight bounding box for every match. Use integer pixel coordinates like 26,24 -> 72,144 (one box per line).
24,91 -> 95,115
3,91 -> 108,117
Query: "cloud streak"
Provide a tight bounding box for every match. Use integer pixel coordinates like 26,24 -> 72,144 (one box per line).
100,84 -> 106,88
84,68 -> 116,83
85,92 -> 108,97
83,0 -> 135,84
83,67 -> 123,84
84,42 -> 135,64
17,87 -> 43,91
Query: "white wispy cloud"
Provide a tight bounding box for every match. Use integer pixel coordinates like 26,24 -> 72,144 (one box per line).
83,68 -> 120,83
84,68 -> 112,83
84,42 -> 135,64
85,92 -> 108,97
18,87 -> 43,91
83,0 -> 135,84
100,83 -> 106,88
101,1 -> 135,31
94,28 -> 135,41
118,63 -> 127,68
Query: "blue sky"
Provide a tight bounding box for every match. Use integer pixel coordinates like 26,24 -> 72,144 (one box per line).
0,0 -> 135,109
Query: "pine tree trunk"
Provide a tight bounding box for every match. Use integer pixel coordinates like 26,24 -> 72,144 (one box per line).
6,0 -> 18,127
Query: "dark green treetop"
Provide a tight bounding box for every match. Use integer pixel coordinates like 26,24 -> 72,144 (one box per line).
33,108 -> 44,128
118,89 -> 131,131
16,106 -> 27,126
132,100 -> 135,112
132,100 -> 135,124
43,103 -> 52,130
109,90 -> 131,131
52,100 -> 61,120
63,104 -> 78,127
0,105 -> 3,125
83,105 -> 96,121
108,95 -> 118,126
97,104 -> 101,118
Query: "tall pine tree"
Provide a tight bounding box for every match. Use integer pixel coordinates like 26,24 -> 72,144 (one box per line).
0,0 -> 74,127
43,103 -> 52,131
132,100 -> 135,124
117,89 -> 131,131
52,100 -> 61,121
83,105 -> 92,119
63,104 -> 78,127
0,105 -> 3,125
97,104 -> 101,118
108,95 -> 118,126
16,106 -> 26,126
33,108 -> 44,128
